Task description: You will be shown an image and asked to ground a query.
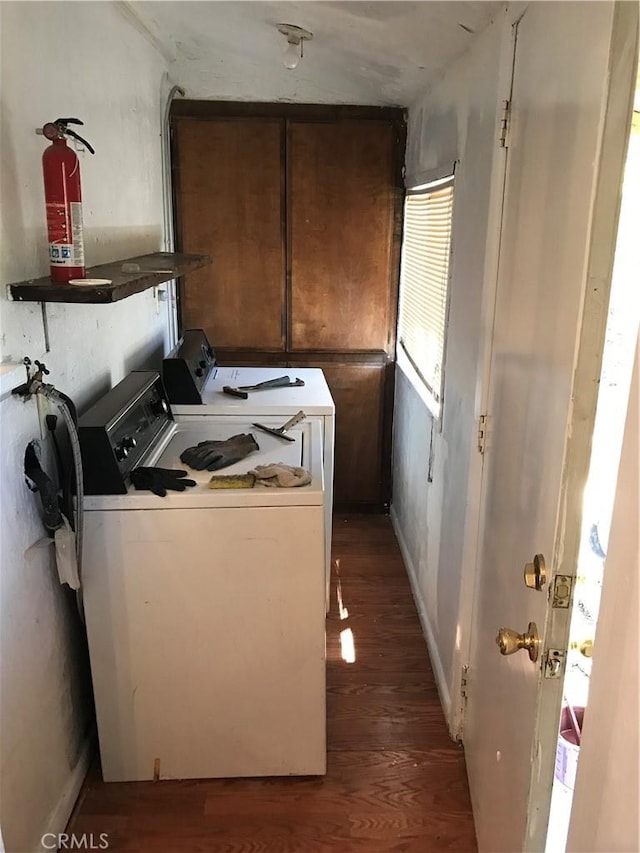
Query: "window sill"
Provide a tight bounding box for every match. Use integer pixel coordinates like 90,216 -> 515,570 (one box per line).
396,348 -> 441,420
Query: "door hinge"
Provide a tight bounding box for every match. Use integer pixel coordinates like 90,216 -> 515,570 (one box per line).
477,415 -> 488,454
499,100 -> 511,148
552,575 -> 573,609
460,665 -> 470,701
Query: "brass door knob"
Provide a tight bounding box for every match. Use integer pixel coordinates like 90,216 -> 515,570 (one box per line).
570,638 -> 594,658
524,554 -> 547,591
496,622 -> 540,662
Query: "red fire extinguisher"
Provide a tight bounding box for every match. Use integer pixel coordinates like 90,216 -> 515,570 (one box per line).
38,118 -> 94,283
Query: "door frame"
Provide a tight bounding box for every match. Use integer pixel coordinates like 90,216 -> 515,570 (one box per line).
566,332 -> 639,851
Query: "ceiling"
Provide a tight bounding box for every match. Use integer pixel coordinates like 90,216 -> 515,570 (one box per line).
124,1 -> 503,106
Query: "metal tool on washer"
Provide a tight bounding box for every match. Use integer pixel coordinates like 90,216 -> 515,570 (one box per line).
222,376 -> 305,399
252,411 -> 307,442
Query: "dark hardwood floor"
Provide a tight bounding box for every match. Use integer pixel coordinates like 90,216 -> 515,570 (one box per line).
68,515 -> 477,851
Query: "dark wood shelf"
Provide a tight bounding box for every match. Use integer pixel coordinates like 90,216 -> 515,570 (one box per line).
6,252 -> 211,304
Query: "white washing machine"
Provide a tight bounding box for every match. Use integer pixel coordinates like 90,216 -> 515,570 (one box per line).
79,371 -> 326,782
162,329 -> 335,605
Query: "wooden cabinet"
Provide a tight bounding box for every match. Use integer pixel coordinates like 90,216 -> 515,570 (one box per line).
289,359 -> 389,505
174,119 -> 285,350
172,103 -> 405,508
289,122 -> 397,352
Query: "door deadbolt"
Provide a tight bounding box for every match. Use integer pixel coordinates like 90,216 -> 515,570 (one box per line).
524,554 -> 547,591
496,622 -> 540,662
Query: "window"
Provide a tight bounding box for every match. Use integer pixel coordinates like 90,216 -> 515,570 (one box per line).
397,175 -> 454,416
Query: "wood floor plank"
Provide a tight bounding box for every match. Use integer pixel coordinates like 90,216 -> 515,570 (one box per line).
66,514 -> 476,851
326,679 -> 438,696
326,644 -> 437,674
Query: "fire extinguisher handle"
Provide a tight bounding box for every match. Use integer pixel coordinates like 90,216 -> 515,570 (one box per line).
64,127 -> 95,155
55,117 -> 84,126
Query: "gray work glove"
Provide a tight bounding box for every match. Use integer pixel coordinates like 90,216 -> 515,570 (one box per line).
180,433 -> 259,471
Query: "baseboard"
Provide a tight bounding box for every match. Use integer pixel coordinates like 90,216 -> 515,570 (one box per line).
390,506 -> 452,721
37,731 -> 95,853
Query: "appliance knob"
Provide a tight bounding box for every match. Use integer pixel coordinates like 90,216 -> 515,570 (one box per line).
151,397 -> 169,416
199,360 -> 207,369
195,367 -> 203,377
115,444 -> 129,462
121,436 -> 137,451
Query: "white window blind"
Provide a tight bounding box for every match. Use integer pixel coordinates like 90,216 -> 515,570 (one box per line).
397,176 -> 454,409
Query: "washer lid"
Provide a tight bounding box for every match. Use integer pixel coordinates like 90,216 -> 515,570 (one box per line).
159,420 -> 303,471
172,366 -> 334,416
82,417 -> 324,509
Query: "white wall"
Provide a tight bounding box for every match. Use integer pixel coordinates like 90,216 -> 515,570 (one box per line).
0,3 -> 169,850
391,13 -> 505,722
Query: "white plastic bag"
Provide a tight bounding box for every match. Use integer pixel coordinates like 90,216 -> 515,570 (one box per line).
54,515 -> 80,590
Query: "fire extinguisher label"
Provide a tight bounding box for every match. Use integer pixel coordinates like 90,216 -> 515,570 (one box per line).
70,201 -> 85,266
49,244 -> 73,263
47,201 -> 85,266
46,202 -> 68,244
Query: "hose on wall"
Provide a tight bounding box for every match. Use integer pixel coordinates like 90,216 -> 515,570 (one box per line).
39,385 -> 85,620
13,364 -> 87,620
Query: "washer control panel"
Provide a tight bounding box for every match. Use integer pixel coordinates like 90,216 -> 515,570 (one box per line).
79,371 -> 173,494
162,328 -> 216,404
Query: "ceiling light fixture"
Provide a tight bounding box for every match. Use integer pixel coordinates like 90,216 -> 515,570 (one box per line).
277,23 -> 313,71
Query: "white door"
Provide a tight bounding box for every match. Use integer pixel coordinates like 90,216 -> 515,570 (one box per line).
463,3 -> 638,851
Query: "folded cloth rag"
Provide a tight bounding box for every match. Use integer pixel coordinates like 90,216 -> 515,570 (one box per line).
248,463 -> 312,488
180,433 -> 259,471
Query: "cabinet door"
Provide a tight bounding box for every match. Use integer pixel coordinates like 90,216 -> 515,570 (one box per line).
174,118 -> 285,350
289,121 -> 397,352
291,360 -> 387,506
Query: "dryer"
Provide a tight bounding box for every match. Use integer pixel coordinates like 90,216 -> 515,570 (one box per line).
79,371 -> 326,782
162,329 -> 335,605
